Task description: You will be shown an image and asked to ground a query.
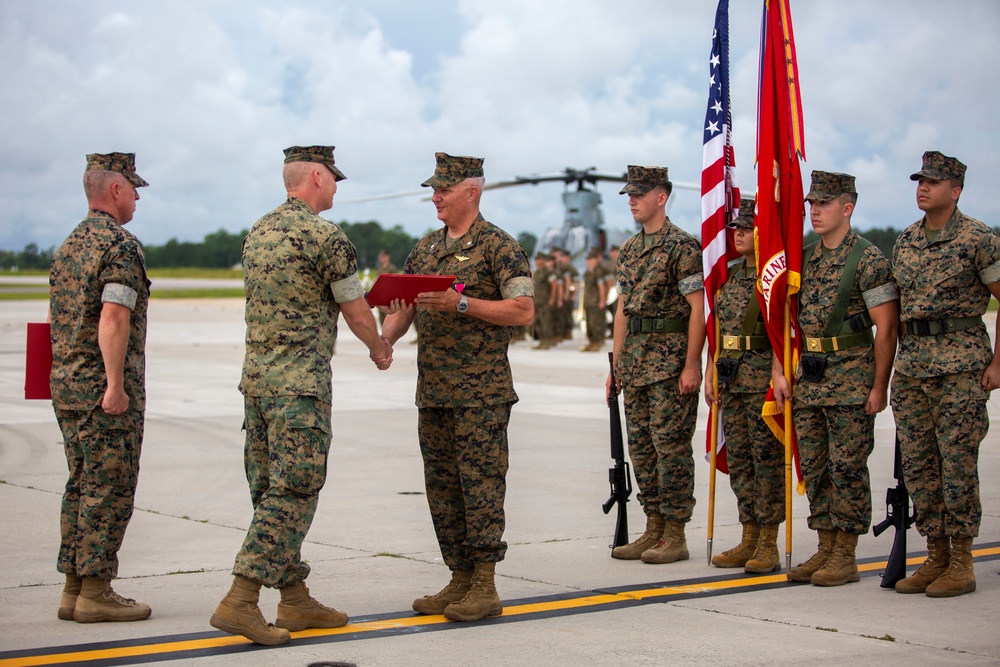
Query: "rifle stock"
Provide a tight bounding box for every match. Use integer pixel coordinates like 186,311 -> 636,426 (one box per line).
872,434 -> 915,588
604,353 -> 633,549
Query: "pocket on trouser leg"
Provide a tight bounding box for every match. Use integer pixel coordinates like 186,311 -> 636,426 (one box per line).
278,398 -> 331,496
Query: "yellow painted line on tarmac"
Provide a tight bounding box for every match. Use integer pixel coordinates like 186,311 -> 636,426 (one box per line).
4,545 -> 1000,667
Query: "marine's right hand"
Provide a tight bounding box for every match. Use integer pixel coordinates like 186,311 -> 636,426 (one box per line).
771,374 -> 791,412
382,298 -> 414,315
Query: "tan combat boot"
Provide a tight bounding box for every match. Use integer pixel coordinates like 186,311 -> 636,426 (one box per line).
58,574 -> 82,621
895,535 -> 950,594
926,537 -> 976,598
811,531 -> 860,586
612,513 -> 665,560
640,520 -> 689,564
275,581 -> 348,631
210,575 -> 290,645
745,524 -> 781,574
412,569 -> 473,615
443,562 -> 502,622
711,522 -> 760,568
73,577 -> 151,623
787,528 -> 836,582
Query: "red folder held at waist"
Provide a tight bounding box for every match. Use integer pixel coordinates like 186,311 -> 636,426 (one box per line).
25,322 -> 52,400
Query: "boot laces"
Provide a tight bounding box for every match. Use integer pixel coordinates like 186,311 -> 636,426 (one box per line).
102,589 -> 138,607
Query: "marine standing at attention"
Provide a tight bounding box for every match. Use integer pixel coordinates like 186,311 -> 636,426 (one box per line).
890,151 -> 1000,598
50,152 -> 152,623
380,152 -> 533,622
607,165 -> 705,565
706,198 -> 784,574
773,171 -> 898,587
211,145 -> 391,646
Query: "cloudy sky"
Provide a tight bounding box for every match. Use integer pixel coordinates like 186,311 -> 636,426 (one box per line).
2,0 -> 998,255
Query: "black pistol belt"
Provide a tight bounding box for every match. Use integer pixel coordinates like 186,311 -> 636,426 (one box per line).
903,316 -> 982,336
628,317 -> 688,334
804,328 -> 873,353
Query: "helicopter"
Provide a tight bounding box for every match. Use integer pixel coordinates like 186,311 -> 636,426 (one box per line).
487,167 -> 629,266
338,166 -> 698,274
485,167 -> 699,272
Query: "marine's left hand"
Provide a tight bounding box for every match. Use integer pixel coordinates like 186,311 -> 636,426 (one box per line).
982,360 -> 1000,392
864,386 -> 888,415
413,289 -> 460,312
678,364 -> 701,395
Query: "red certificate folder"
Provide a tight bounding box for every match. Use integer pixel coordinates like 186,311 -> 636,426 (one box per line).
25,322 -> 53,400
365,274 -> 456,308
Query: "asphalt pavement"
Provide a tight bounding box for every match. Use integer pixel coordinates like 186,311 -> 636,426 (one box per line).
0,297 -> 997,666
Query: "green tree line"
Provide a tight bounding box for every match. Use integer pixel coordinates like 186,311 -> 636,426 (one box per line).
1,222 -> 541,271
28,221 -> 967,271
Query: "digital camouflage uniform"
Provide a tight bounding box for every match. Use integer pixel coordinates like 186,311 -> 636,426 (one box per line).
561,261 -> 580,339
582,253 -> 607,346
716,259 -> 784,525
891,201 -> 1000,539
795,225 -> 897,535
615,216 -> 703,524
236,147 -> 361,589
375,257 -> 399,326
532,255 -> 554,342
404,212 -> 533,570
50,153 -> 150,581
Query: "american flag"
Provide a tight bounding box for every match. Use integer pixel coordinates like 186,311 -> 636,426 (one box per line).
701,0 -> 740,474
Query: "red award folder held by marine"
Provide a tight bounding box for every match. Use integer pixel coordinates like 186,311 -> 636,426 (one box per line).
25,322 -> 52,400
365,274 -> 457,308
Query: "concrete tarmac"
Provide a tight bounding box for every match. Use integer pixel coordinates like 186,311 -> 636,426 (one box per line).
0,298 -> 998,666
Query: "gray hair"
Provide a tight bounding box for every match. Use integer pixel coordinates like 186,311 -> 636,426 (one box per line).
283,161 -> 317,191
83,169 -> 123,200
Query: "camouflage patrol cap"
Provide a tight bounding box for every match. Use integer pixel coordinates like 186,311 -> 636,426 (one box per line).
85,152 -> 148,187
283,145 -> 347,181
727,198 -> 756,230
534,252 -> 551,260
805,170 -> 856,203
619,165 -> 671,195
421,152 -> 485,188
910,150 -> 966,186
586,247 -> 602,260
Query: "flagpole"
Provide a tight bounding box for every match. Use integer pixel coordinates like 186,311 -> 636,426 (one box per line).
783,296 -> 793,572
707,296 -> 722,564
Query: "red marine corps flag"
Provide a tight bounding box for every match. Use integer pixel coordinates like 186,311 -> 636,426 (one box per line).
754,0 -> 805,565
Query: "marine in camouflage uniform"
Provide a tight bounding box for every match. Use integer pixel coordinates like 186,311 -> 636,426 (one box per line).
49,152 -> 152,623
608,166 -> 705,564
381,153 -> 533,622
531,252 -> 555,348
211,146 -> 390,646
780,171 -> 898,587
560,252 -> 580,341
707,199 -> 785,573
581,247 -> 607,351
375,249 -> 399,326
890,151 -> 1000,598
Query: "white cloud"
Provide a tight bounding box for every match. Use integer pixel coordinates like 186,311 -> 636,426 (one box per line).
1,0 -> 999,258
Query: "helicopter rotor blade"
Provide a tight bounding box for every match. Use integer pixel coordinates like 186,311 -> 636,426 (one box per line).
337,189 -> 428,204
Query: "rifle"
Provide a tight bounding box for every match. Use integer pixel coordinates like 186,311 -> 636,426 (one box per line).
872,434 -> 916,588
602,352 -> 633,549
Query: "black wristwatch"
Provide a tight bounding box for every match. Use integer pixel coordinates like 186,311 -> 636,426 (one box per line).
457,294 -> 469,313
